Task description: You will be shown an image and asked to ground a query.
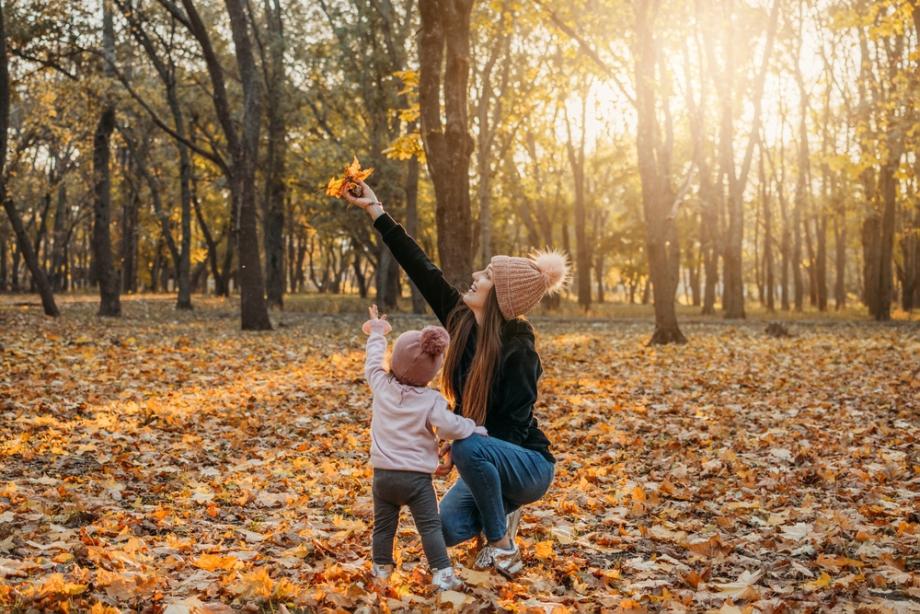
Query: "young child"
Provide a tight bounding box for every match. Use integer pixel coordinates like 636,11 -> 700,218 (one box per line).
363,304 -> 486,591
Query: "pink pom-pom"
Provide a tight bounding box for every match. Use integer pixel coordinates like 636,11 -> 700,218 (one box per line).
419,326 -> 450,356
532,249 -> 570,295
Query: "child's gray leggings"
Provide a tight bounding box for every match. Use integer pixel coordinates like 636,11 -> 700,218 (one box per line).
372,468 -> 451,571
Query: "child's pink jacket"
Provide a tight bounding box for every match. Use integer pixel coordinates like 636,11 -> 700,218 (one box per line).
365,325 -> 486,473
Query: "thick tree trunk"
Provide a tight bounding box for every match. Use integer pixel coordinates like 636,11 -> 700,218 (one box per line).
862,215 -> 880,315
875,162 -> 897,320
91,1 -> 120,316
225,0 -> 271,329
635,2 -> 685,344
417,0 -> 474,287
92,106 -> 121,317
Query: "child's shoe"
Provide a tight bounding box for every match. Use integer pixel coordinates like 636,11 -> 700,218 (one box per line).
371,563 -> 393,586
431,566 -> 464,591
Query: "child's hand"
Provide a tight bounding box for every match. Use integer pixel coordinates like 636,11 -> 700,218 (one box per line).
362,304 -> 392,335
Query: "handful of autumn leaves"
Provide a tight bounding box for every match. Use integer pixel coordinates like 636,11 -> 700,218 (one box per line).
325,156 -> 374,199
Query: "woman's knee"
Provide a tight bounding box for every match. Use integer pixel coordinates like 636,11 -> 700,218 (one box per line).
438,499 -> 476,547
441,514 -> 472,547
450,435 -> 483,469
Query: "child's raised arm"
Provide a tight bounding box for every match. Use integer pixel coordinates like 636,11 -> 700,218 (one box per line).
428,396 -> 488,441
363,304 -> 393,393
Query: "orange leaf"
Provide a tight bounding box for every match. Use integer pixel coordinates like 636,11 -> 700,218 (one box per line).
325,156 -> 374,198
192,553 -> 240,572
533,540 -> 555,560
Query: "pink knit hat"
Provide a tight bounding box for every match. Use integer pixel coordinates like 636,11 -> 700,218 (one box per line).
490,250 -> 569,320
390,326 -> 451,387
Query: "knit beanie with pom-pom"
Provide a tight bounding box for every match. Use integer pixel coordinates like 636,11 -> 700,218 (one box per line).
490,250 -> 570,320
390,326 -> 451,387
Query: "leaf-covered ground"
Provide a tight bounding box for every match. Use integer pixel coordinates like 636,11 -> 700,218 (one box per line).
1,297 -> 918,613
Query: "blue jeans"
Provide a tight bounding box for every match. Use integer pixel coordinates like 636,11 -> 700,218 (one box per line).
440,434 -> 555,546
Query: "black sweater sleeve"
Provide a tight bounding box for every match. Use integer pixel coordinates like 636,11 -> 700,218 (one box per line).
373,213 -> 461,325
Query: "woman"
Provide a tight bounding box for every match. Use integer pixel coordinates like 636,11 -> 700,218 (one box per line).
345,181 -> 565,578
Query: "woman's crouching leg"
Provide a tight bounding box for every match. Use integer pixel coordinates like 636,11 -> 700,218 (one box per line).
439,477 -> 482,547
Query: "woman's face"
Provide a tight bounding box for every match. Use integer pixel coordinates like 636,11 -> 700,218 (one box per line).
462,265 -> 494,311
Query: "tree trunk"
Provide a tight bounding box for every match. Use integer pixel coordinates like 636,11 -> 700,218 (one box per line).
405,147 -> 426,314
172,106 -> 193,310
862,215 -> 881,316
0,227 -> 7,291
225,0 -> 271,329
634,2 -> 685,344
262,0 -> 286,309
92,105 -> 121,316
564,94 -> 591,310
874,161 -> 897,320
375,248 -> 399,309
417,0 -> 474,287
834,212 -> 846,310
707,0 -> 779,319
50,182 -> 68,291
92,0 -> 120,316
760,144 -> 775,312
120,163 -> 139,294
353,250 -> 368,298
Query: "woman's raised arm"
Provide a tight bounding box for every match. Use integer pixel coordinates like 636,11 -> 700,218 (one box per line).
343,181 -> 461,325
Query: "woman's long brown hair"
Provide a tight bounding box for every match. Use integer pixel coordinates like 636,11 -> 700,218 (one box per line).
440,290 -> 506,426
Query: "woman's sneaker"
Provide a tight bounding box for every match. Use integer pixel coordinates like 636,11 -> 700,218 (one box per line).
474,508 -> 524,571
474,542 -> 523,578
431,566 -> 464,591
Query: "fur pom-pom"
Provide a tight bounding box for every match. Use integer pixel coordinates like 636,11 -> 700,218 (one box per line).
419,326 -> 450,356
531,249 -> 570,295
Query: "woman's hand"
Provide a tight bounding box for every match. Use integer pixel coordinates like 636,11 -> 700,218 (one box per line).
434,441 -> 454,477
342,181 -> 385,220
